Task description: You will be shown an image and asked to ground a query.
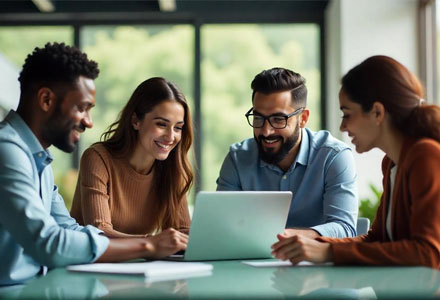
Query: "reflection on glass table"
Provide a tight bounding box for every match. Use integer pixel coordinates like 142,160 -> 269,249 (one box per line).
1,261 -> 440,299
2,268 -> 190,300
271,265 -> 440,299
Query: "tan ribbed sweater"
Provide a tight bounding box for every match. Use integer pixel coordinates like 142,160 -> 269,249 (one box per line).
70,144 -> 191,238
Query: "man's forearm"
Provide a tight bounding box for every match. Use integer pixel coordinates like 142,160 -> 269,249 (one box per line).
284,228 -> 321,239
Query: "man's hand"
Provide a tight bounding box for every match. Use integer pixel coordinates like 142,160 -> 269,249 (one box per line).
271,233 -> 332,265
283,228 -> 320,239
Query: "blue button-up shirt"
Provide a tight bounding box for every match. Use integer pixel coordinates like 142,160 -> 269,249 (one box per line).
217,128 -> 358,238
0,111 -> 109,285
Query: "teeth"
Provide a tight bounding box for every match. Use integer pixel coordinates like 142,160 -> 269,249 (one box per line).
156,142 -> 171,149
263,139 -> 279,144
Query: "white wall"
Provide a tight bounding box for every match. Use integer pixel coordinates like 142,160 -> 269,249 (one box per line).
325,0 -> 419,201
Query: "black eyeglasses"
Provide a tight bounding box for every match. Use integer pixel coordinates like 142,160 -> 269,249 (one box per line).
245,107 -> 304,129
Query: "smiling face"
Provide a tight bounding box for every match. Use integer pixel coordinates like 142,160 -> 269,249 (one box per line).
339,88 -> 380,153
252,91 -> 308,168
43,76 -> 96,152
132,100 -> 185,164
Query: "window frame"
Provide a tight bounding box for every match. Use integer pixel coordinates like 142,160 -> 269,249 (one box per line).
419,0 -> 438,105
0,3 -> 327,192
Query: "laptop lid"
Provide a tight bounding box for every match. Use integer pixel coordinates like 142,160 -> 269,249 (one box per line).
182,191 -> 292,261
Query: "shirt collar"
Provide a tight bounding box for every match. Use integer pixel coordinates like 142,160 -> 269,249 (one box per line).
295,128 -> 309,166
5,110 -> 53,170
259,128 -> 310,173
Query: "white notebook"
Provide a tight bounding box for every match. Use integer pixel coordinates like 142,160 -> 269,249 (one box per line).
67,261 -> 213,281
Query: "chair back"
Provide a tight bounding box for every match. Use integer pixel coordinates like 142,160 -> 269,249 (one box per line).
356,217 -> 370,236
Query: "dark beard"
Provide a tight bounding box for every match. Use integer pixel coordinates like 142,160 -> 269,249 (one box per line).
42,103 -> 79,153
256,122 -> 300,165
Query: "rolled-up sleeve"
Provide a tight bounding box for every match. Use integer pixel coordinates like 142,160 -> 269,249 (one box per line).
0,142 -> 109,268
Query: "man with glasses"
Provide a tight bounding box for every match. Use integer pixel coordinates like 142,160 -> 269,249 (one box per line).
217,67 -> 358,238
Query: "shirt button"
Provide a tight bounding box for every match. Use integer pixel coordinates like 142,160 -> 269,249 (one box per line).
38,153 -> 43,158
282,175 -> 287,180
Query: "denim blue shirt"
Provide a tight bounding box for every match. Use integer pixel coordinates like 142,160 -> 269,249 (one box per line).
0,111 -> 109,285
217,128 -> 358,238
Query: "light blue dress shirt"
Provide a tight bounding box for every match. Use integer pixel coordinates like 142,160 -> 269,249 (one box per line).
0,111 -> 109,286
217,128 -> 358,238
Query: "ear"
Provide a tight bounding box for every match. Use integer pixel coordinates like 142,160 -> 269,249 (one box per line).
131,113 -> 140,130
36,87 -> 56,112
299,109 -> 310,128
371,101 -> 385,125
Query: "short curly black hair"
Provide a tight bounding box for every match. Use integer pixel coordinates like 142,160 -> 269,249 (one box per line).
18,42 -> 99,100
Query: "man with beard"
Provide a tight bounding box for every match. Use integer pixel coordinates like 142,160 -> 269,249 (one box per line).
0,43 -> 187,286
217,68 -> 358,238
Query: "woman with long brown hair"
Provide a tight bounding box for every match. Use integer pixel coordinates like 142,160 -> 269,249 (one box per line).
272,55 -> 440,268
71,77 -> 193,255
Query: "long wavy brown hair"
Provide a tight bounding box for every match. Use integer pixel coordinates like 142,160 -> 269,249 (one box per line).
100,77 -> 194,230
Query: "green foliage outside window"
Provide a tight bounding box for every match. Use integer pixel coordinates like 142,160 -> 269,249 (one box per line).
81,24 -> 320,198
358,184 -> 382,226
0,26 -> 74,203
55,170 -> 79,210
1,25 -> 382,223
201,24 -> 320,191
0,24 -> 320,207
80,25 -> 194,154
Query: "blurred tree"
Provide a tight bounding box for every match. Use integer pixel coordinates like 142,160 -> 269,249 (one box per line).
201,24 -> 320,191
0,27 -> 74,201
81,26 -> 194,154
358,184 -> 382,226
0,27 -> 72,66
0,24 -> 322,208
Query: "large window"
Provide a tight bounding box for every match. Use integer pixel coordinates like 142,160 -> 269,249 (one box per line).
80,25 -> 194,155
201,24 -> 320,191
0,26 -> 75,204
0,22 -> 322,207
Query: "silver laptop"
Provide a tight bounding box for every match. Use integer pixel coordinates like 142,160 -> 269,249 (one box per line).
169,191 -> 292,261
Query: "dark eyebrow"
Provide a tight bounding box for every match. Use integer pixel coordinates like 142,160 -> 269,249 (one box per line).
153,117 -> 170,122
81,101 -> 95,109
270,113 -> 289,117
153,117 -> 184,124
252,110 -> 288,117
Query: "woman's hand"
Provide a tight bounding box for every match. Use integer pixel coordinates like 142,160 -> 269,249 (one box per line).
145,228 -> 188,259
271,233 -> 333,265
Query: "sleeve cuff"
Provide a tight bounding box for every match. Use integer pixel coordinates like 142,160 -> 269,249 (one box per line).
311,223 -> 343,238
84,225 -> 109,262
311,221 -> 356,238
311,224 -> 329,237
